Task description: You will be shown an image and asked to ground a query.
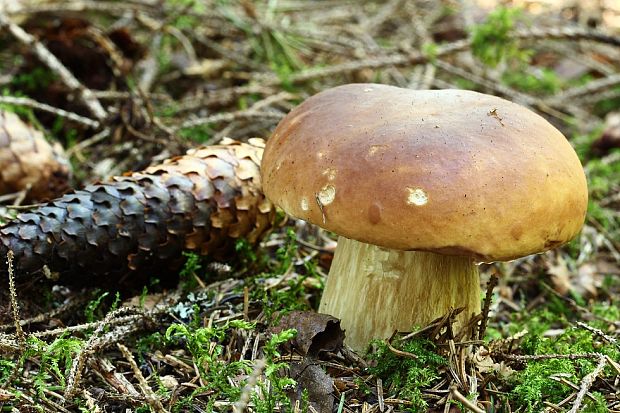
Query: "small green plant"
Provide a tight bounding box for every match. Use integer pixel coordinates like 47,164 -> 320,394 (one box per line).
594,85 -> 620,115
84,291 -> 110,323
422,42 -> 438,63
217,1 -> 306,76
571,126 -> 606,161
11,67 -> 56,91
0,358 -> 16,383
502,68 -> 562,95
235,238 -> 260,271
253,329 -> 298,411
586,154 -> 620,200
179,251 -> 203,291
0,89 -> 39,126
165,319 -> 255,400
246,228 -> 318,319
164,0 -> 207,30
271,228 -> 298,274
25,335 -> 83,395
178,124 -> 213,144
255,275 -> 312,320
136,331 -> 166,362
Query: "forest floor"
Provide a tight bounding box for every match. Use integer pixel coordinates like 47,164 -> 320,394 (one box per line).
0,0 -> 619,412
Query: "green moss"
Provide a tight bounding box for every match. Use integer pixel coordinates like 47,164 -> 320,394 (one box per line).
591,302 -> 620,323
253,329 -> 298,412
248,272 -> 311,320
492,300 -> 619,412
165,320 -> 256,400
571,126 -> 605,161
594,85 -> 620,115
178,124 -> 213,144
24,335 -> 83,395
11,67 -> 56,91
0,359 -> 16,383
369,338 -> 447,412
586,152 -> 620,200
0,90 -> 41,127
470,7 -> 529,67
511,358 -> 578,411
501,68 -> 562,95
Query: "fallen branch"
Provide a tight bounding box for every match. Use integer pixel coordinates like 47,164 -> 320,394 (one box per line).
450,385 -> 485,413
174,110 -> 284,132
568,355 -> 607,413
118,343 -> 169,413
0,96 -> 100,128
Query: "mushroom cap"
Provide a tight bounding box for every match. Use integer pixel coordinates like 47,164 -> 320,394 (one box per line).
261,84 -> 588,261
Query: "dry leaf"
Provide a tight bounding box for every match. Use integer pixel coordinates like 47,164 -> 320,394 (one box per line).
272,311 -> 345,357
287,362 -> 334,413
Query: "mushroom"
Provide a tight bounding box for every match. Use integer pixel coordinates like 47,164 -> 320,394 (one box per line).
261,83 -> 588,351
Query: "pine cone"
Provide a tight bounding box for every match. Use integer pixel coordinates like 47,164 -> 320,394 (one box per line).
0,110 -> 72,201
0,138 -> 275,285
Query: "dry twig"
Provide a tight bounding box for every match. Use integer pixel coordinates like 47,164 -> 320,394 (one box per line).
118,343 -> 169,413
0,96 -> 100,128
568,355 -> 608,413
232,358 -> 266,413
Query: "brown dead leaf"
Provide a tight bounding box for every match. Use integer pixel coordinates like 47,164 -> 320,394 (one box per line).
546,252 -> 600,298
287,362 -> 334,413
471,347 -> 514,379
272,311 -> 345,357
123,293 -> 165,310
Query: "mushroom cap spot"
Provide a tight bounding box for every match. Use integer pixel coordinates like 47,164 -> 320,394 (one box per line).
317,184 -> 336,205
323,168 -> 337,180
300,197 -> 309,211
368,145 -> 388,156
368,203 -> 382,224
261,83 -> 588,262
406,188 -> 428,206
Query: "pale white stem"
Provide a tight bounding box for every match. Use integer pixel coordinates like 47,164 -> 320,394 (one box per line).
319,236 -> 481,351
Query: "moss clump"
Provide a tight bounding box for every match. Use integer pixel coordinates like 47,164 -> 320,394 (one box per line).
506,312 -> 618,412
165,319 -> 256,402
471,7 -> 528,67
369,338 -> 447,412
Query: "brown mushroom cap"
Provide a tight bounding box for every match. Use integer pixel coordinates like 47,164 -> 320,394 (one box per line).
261,84 -> 588,261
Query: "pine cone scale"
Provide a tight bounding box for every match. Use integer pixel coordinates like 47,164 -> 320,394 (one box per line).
0,139 -> 275,284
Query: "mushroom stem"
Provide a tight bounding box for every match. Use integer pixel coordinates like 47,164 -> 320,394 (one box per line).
319,236 -> 481,352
